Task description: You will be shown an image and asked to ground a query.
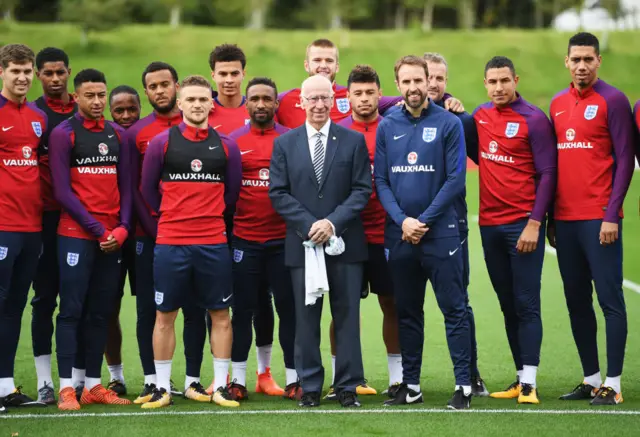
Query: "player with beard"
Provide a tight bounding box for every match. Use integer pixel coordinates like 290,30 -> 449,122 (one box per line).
128,62 -> 208,404
375,55 -> 471,409
224,77 -> 299,401
422,52 -> 488,397
30,47 -> 77,405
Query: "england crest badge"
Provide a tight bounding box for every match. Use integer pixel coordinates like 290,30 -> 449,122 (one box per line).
136,241 -> 144,255
505,122 -> 520,138
422,127 -> 437,143
233,249 -> 243,263
32,121 -> 42,138
155,291 -> 164,305
0,246 -> 7,261
584,105 -> 598,120
336,98 -> 350,114
67,252 -> 79,267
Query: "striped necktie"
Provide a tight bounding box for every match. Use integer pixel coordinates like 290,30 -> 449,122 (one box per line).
312,132 -> 324,184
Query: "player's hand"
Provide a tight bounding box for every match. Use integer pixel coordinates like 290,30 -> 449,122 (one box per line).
309,219 -> 334,244
516,219 -> 541,253
444,97 -> 465,113
100,234 -> 120,253
599,221 -> 619,245
546,221 -> 557,249
402,218 -> 428,243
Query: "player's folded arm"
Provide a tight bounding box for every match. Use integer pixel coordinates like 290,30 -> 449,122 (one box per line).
325,134 -> 372,235
268,137 -> 317,238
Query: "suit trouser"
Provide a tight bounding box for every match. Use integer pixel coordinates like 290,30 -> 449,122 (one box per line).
387,237 -> 471,386
480,219 -> 545,370
56,236 -> 121,379
231,237 -> 295,369
30,210 -> 60,357
0,231 -> 41,377
460,231 -> 479,377
291,258 -> 364,394
555,219 -> 626,378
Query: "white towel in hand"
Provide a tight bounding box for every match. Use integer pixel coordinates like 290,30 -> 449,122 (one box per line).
303,240 -> 329,306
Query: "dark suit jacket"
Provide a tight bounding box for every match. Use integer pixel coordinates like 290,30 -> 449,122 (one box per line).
269,122 -> 372,267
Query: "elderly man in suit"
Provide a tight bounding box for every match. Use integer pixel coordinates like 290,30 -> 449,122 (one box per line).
268,74 -> 372,408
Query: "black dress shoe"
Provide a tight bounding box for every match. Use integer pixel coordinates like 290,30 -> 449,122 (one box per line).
338,391 -> 361,408
299,392 -> 320,407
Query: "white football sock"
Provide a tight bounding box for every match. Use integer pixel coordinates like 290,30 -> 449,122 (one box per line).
387,354 -> 402,386
456,385 -> 472,396
256,345 -> 272,375
155,360 -> 172,393
516,369 -> 523,381
521,365 -> 537,387
213,358 -> 230,391
59,378 -> 73,391
584,371 -> 602,388
85,377 -> 101,391
184,375 -> 200,391
407,383 -> 420,392
604,375 -> 621,394
231,361 -> 247,387
331,355 -> 336,385
144,374 -> 157,386
35,354 -> 53,390
108,364 -> 124,383
0,378 -> 15,397
285,368 -> 298,386
72,368 -> 86,388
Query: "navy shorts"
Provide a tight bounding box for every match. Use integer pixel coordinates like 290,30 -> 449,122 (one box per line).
153,244 -> 232,312
363,244 -> 394,296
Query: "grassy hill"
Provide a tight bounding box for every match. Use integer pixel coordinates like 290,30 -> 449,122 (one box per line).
1,23 -> 640,113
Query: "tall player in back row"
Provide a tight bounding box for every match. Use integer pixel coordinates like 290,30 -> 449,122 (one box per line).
0,43 -> 49,412
473,56 -> 557,405
30,47 -> 77,405
140,75 -> 241,409
549,32 -> 635,405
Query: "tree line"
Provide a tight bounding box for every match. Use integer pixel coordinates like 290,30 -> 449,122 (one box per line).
1,0 -> 627,32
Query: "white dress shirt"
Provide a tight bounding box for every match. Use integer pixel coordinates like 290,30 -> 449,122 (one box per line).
305,119 -> 332,161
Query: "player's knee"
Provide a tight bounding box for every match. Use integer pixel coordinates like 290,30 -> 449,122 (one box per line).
378,295 -> 396,315
155,311 -> 178,331
209,308 -> 231,330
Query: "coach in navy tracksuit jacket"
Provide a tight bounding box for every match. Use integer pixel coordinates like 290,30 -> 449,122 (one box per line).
374,95 -> 471,407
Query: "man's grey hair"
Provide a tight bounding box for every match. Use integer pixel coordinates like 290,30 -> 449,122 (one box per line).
301,74 -> 333,97
423,52 -> 448,71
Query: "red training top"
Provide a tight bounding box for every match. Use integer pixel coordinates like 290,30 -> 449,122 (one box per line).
228,122 -> 289,243
35,95 -> 77,211
550,79 -> 635,222
207,96 -> 250,135
127,111 -> 183,238
337,115 -> 385,244
141,123 -> 241,246
0,94 -> 48,232
472,94 -> 557,226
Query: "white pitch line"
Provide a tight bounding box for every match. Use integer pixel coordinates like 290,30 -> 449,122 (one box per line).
2,408 -> 640,420
470,215 -> 640,295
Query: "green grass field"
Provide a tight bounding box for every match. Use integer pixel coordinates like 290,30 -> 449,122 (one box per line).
1,23 -> 640,436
